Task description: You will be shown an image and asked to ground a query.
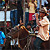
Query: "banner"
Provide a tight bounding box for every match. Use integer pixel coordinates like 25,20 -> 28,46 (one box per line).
0,11 -> 10,21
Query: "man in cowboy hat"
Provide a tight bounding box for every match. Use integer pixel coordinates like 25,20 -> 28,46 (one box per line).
34,7 -> 49,50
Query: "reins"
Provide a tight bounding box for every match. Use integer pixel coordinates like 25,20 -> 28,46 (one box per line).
7,26 -> 29,41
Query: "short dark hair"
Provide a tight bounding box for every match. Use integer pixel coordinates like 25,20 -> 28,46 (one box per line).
27,23 -> 31,26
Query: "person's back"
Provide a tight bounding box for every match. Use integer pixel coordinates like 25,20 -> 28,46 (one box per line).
0,31 -> 6,50
0,31 -> 5,44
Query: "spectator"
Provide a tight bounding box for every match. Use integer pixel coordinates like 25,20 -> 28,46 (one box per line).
0,28 -> 6,50
25,1 -> 29,27
28,0 -> 37,21
28,0 -> 37,28
17,0 -> 23,24
26,23 -> 33,34
9,0 -> 18,28
26,23 -> 31,31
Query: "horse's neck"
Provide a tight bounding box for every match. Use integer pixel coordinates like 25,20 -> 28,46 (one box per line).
10,28 -> 23,39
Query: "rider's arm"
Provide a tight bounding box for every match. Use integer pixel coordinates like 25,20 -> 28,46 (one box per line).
36,13 -> 41,26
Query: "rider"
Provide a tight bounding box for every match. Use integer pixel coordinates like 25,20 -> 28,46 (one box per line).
34,7 -> 49,50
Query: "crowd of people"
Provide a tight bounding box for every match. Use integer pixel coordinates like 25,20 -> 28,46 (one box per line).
0,0 -> 50,50
0,0 -> 50,27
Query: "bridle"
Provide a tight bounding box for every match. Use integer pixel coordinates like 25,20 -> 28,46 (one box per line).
7,26 -> 29,40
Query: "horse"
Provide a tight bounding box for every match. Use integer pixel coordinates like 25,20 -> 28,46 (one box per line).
4,25 -> 50,50
28,35 -> 50,50
4,26 -> 30,50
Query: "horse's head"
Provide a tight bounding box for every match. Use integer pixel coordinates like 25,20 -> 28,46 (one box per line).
5,26 -> 30,49
6,26 -> 29,39
6,26 -> 19,39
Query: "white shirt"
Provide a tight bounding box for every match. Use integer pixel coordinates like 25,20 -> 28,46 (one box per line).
37,16 -> 49,41
25,8 -> 29,12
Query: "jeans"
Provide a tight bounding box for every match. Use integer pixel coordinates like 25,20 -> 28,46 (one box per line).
34,37 -> 43,50
25,12 -> 29,27
0,46 -> 2,50
17,9 -> 23,24
10,10 -> 17,28
37,0 -> 40,9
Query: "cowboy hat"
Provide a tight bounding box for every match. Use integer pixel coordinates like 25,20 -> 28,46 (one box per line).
39,7 -> 49,16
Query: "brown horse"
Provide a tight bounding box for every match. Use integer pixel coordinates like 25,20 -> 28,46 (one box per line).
4,26 -> 50,50
4,26 -> 30,50
29,36 -> 50,50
